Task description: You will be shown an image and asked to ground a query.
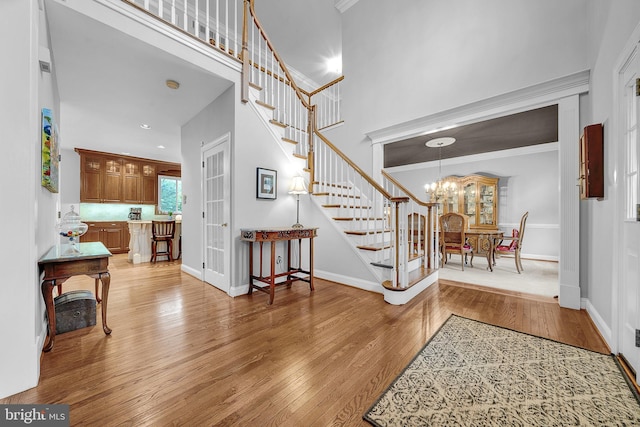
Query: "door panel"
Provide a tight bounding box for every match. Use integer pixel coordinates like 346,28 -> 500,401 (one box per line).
619,44 -> 640,378
202,134 -> 230,292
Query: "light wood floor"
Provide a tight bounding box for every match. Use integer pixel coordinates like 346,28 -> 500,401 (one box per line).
2,254 -> 609,426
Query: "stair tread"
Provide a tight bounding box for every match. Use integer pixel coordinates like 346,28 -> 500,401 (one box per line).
313,192 -> 361,199
269,119 -> 287,128
313,182 -> 352,189
293,153 -> 307,160
333,217 -> 384,221
249,81 -> 262,91
382,267 -> 437,291
322,204 -> 372,209
255,100 -> 275,110
357,242 -> 391,251
344,229 -> 389,235
282,137 -> 299,145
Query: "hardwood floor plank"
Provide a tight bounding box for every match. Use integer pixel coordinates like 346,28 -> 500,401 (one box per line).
1,255 -> 609,425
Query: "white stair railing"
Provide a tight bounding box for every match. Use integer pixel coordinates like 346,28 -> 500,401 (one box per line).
382,170 -> 439,271
314,132 -> 411,289
309,76 -> 344,131
126,0 -> 242,58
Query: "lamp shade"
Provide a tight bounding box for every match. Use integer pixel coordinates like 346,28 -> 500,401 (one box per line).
288,176 -> 308,195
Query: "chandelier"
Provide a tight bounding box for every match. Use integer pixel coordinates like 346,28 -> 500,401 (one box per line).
424,137 -> 457,202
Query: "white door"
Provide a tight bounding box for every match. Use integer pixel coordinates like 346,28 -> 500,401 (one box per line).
202,133 -> 231,292
619,44 -> 640,378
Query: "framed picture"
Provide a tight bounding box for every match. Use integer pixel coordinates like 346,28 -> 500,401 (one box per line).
41,107 -> 59,193
257,167 -> 277,199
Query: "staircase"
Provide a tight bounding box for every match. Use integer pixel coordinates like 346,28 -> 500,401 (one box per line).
123,0 -> 439,304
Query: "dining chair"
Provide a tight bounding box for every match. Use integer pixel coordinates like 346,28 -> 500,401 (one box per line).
494,211 -> 529,273
439,212 -> 473,271
151,220 -> 176,263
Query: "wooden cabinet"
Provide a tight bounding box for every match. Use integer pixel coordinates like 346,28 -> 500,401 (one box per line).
76,148 -> 179,205
437,174 -> 499,230
80,154 -> 103,203
140,163 -> 157,204
580,123 -> 604,200
83,221 -> 129,254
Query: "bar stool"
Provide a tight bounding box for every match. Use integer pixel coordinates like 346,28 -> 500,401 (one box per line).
151,220 -> 175,263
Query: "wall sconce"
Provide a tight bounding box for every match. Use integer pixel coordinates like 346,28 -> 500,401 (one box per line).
288,175 -> 308,228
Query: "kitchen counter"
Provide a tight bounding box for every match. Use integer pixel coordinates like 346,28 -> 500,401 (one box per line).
127,220 -> 182,263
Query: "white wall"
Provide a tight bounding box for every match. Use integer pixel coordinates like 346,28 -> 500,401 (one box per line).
583,1 -> 640,343
389,146 -> 559,260
181,85 -> 235,277
334,0 -> 588,175
0,0 -> 60,399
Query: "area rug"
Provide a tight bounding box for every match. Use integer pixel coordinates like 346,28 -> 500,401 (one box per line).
363,315 -> 640,426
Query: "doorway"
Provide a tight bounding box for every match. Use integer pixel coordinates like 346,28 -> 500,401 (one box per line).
202,133 -> 231,293
617,42 -> 640,379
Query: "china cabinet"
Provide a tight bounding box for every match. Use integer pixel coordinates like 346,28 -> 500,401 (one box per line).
436,174 -> 499,230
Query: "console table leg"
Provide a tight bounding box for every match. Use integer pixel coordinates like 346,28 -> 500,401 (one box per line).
42,279 -> 56,352
269,241 -> 276,304
100,272 -> 112,335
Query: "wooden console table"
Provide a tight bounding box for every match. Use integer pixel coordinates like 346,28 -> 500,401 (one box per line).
38,242 -> 113,352
240,227 -> 318,305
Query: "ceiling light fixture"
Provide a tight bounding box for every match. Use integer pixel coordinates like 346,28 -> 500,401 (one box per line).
166,79 -> 180,90
157,145 -> 165,149
140,123 -> 151,130
424,137 -> 457,203
326,57 -> 342,74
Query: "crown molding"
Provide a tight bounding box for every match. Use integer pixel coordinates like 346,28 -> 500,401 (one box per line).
366,70 -> 590,146
335,0 -> 360,13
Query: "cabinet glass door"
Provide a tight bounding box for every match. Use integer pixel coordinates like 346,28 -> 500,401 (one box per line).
479,184 -> 495,226
463,183 -> 476,227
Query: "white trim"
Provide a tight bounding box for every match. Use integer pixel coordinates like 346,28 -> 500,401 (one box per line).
335,0 -> 359,13
314,269 -> 381,293
384,272 -> 438,305
181,263 -> 202,280
584,297 -> 614,350
366,71 -> 589,146
612,20 -> 640,357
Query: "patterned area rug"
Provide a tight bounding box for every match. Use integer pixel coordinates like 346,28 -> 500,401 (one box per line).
364,315 -> 640,426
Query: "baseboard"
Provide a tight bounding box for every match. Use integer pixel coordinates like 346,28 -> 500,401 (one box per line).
314,269 -> 381,294
383,271 -> 438,305
181,264 -> 202,280
583,297 -> 614,351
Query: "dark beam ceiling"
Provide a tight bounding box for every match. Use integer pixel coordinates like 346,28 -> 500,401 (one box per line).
383,104 -> 559,168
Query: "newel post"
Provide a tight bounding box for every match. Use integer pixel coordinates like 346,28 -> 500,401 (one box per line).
391,197 -> 410,288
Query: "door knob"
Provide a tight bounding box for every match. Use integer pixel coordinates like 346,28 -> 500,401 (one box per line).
221,223 -> 228,227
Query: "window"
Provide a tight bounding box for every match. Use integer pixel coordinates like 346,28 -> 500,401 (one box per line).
158,175 -> 182,214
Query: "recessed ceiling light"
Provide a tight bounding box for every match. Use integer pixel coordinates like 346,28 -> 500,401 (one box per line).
121,152 -> 130,155
157,145 -> 165,149
166,79 -> 180,90
140,123 -> 151,130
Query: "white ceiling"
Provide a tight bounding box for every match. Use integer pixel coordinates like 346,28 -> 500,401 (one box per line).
46,0 -> 233,163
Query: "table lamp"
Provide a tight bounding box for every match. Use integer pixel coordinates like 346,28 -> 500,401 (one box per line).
288,175 -> 308,228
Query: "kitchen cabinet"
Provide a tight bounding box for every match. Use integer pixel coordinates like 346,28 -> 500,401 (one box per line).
83,221 -> 129,254
76,148 -> 179,205
436,174 -> 499,230
123,161 -> 157,204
